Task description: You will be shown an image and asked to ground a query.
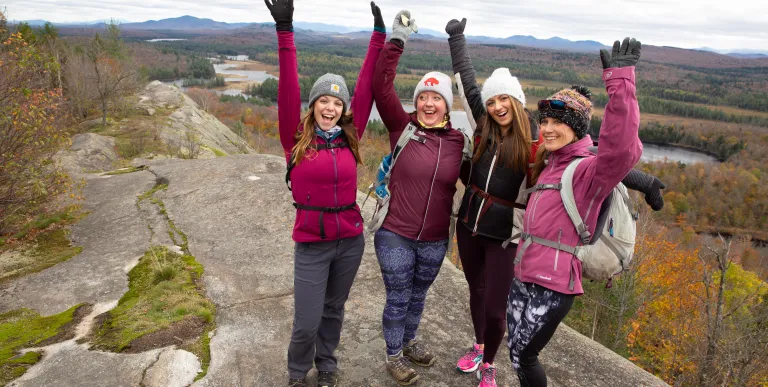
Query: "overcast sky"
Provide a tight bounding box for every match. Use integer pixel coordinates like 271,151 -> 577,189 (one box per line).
5,0 -> 767,51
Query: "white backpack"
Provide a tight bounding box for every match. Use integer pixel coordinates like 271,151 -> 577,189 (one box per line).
506,157 -> 637,283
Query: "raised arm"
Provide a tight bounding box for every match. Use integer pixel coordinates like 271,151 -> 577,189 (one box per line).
446,18 -> 484,123
266,0 -> 301,160
586,38 -> 643,199
350,2 -> 387,139
372,10 -> 418,147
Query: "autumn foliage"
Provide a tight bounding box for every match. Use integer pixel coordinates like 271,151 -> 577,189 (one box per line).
0,17 -> 71,234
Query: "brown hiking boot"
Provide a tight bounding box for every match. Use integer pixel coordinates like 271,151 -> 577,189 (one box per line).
386,353 -> 419,386
403,340 -> 436,366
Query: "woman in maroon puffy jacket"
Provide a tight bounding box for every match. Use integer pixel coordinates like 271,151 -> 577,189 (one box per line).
265,1 -> 386,386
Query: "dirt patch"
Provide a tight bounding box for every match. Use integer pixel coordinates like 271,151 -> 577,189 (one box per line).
78,311 -> 108,345
37,304 -> 93,347
123,315 -> 207,353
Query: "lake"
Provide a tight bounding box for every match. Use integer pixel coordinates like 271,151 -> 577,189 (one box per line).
168,59 -> 719,165
146,38 -> 188,42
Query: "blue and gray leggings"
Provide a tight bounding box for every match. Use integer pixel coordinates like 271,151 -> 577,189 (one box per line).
374,228 -> 448,356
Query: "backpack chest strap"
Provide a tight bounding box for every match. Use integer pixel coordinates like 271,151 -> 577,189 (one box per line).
512,232 -> 586,265
521,183 -> 562,197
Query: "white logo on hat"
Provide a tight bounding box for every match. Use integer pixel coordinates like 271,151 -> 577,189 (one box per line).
331,84 -> 340,93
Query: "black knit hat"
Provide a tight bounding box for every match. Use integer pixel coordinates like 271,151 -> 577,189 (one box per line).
538,85 -> 593,139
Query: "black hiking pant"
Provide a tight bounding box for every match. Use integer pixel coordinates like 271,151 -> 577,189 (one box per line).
456,224 -> 516,364
287,233 -> 365,379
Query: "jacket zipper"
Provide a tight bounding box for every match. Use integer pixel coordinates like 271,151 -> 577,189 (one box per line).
304,192 -> 311,227
332,148 -> 340,239
472,145 -> 500,233
554,228 -> 562,271
417,135 -> 442,240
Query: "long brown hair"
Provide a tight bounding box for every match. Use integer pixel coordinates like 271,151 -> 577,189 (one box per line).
291,104 -> 361,166
473,97 -> 531,173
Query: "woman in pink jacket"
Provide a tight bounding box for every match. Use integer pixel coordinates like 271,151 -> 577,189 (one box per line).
264,1 -> 386,386
507,38 -> 643,387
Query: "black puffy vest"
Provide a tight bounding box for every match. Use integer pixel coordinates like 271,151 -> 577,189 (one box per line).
458,141 -> 527,240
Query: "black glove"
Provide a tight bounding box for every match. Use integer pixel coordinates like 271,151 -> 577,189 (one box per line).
645,177 -> 666,211
600,37 -> 641,69
371,2 -> 385,33
445,18 -> 466,37
264,0 -> 294,32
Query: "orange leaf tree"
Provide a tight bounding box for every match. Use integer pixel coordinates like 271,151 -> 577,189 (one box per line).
0,12 -> 71,234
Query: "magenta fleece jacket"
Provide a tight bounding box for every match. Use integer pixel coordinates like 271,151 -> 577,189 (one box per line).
372,41 -> 466,242
515,66 -> 642,295
278,30 -> 386,242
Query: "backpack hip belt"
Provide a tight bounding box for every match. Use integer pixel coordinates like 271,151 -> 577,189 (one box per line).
292,202 -> 358,239
463,184 -> 525,231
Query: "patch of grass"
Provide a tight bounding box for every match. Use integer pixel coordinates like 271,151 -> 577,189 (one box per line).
0,229 -> 84,285
0,305 -> 82,385
104,166 -> 149,176
184,325 -> 215,381
90,246 -> 215,353
6,206 -> 82,241
137,184 -> 168,201
207,146 -> 227,157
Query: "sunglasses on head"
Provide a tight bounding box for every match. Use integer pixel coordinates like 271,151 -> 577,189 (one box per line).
538,100 -> 568,110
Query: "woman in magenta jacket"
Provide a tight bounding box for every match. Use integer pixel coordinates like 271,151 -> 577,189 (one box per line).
508,38 -> 643,387
264,1 -> 386,386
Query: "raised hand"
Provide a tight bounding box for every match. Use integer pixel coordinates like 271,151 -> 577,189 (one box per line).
600,37 -> 641,69
264,0 -> 294,32
645,177 -> 666,211
371,2 -> 385,33
390,10 -> 418,44
445,18 -> 467,37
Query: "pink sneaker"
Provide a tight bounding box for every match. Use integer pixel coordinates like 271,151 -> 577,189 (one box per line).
477,363 -> 497,387
456,343 -> 483,373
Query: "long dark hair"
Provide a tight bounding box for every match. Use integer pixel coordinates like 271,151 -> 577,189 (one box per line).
473,97 -> 532,173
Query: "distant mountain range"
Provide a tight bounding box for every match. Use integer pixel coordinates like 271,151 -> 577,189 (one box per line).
16,15 -> 766,56
698,47 -> 768,58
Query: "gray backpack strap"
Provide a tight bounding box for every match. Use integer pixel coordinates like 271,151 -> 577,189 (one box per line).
366,123 -> 420,232
560,158 -> 591,244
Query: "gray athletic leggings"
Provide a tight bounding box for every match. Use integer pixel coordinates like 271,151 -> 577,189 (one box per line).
287,233 -> 365,379
507,278 -> 575,387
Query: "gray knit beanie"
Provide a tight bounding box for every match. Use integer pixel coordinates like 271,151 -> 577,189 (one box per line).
308,73 -> 350,114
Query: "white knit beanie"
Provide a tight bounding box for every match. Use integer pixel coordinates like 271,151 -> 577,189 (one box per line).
413,71 -> 453,110
481,68 -> 525,106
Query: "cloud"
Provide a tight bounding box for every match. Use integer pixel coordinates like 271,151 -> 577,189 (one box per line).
5,0 -> 767,50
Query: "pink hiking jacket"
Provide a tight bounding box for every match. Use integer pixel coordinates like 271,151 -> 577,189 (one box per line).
515,66 -> 642,295
278,30 -> 386,242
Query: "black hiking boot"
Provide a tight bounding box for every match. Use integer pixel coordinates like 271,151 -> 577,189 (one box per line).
317,370 -> 338,387
288,378 -> 308,387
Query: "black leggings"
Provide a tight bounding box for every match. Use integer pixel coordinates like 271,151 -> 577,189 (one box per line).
507,278 -> 575,387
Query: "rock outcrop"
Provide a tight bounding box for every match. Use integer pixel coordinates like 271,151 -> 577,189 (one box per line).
2,154 -> 668,387
138,81 -> 252,158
